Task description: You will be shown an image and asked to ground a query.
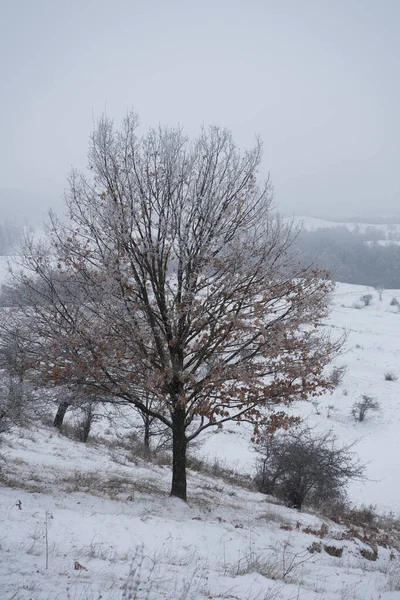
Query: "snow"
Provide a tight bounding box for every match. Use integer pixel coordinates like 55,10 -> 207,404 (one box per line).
200,283 -> 400,514
1,272 -> 400,598
1,426 -> 399,599
290,215 -> 400,237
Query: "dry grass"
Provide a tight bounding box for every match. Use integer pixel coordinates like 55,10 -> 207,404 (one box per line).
324,501 -> 400,548
59,469 -> 163,497
95,431 -> 172,467
187,455 -> 255,491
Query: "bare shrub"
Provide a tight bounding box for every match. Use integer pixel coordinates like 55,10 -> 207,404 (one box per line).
61,470 -> 102,492
121,545 -> 208,600
351,395 -> 380,422
320,500 -> 400,548
230,536 -> 312,582
311,400 -> 321,415
346,504 -> 379,527
326,404 -> 336,419
302,523 -> 329,538
254,428 -> 364,510
384,371 -> 398,381
324,544 -> 343,558
359,547 -> 378,561
330,365 -> 347,387
360,293 -> 373,306
390,297 -> 399,307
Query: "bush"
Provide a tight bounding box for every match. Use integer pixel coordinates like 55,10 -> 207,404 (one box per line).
254,428 -> 364,510
351,395 -> 380,422
384,371 -> 398,381
330,365 -> 347,387
390,297 -> 399,307
0,376 -> 32,439
360,294 -> 373,307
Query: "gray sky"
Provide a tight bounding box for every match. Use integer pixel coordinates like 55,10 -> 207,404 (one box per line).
1,0 -> 399,223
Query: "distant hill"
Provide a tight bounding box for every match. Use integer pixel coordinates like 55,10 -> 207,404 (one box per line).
288,216 -> 400,288
291,215 -> 400,240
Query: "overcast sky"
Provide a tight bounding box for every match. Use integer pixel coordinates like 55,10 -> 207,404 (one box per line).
1,0 -> 399,223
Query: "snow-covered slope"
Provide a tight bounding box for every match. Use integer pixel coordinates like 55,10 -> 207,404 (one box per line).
1,424 -> 399,600
1,274 -> 400,599
291,216 -> 400,238
201,283 -> 400,513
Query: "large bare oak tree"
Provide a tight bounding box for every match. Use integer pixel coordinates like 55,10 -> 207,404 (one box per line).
9,113 -> 340,500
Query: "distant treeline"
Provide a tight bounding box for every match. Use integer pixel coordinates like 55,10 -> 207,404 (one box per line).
295,227 -> 400,289
0,222 -> 23,255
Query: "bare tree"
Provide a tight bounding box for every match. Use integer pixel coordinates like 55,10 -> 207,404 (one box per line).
375,285 -> 384,301
254,428 -> 364,510
8,113 -> 340,500
0,321 -> 34,441
352,395 -> 380,422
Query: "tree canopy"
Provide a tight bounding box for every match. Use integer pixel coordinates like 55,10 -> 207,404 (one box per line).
6,113 -> 340,499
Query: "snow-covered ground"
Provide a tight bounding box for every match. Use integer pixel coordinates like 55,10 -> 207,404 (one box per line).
1,421 -> 400,600
289,216 -> 400,238
1,276 -> 400,599
202,283 -> 400,514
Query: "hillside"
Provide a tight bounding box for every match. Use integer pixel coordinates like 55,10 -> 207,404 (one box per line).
288,217 -> 400,288
1,279 -> 400,599
1,422 -> 399,600
291,216 -> 400,239
199,283 -> 400,513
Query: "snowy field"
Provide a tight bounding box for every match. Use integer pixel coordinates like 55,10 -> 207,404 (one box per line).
289,216 -> 400,238
1,276 -> 400,599
201,283 -> 400,514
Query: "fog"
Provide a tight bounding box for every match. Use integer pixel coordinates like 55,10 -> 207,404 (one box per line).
1,0 -> 399,224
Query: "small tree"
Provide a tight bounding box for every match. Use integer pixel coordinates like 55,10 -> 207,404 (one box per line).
8,113 -> 341,500
254,428 -> 364,510
0,324 -> 33,443
351,395 -> 380,422
375,285 -> 384,301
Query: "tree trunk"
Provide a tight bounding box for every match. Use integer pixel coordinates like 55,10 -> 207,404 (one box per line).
143,414 -> 151,451
170,405 -> 187,501
286,489 -> 303,510
80,403 -> 93,442
53,401 -> 69,429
